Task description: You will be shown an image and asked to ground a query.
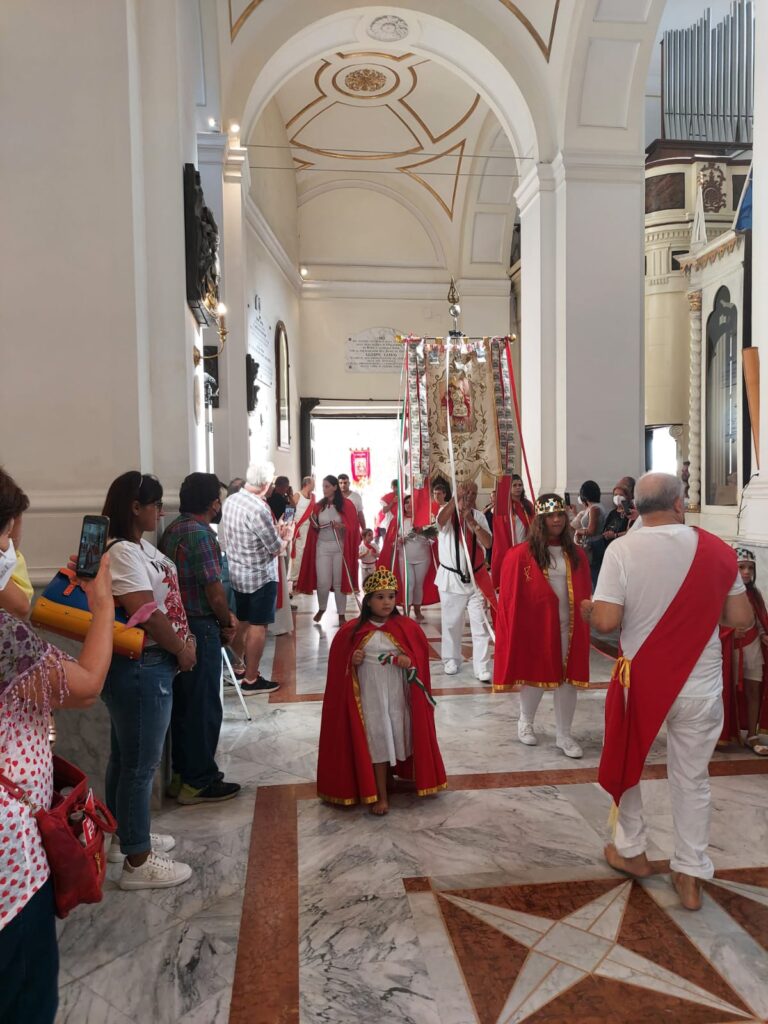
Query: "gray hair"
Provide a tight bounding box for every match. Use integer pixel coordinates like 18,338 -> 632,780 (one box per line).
634,472 -> 684,514
246,461 -> 275,489
301,476 -> 314,488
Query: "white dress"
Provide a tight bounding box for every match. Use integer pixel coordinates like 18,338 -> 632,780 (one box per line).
546,548 -> 571,663
358,622 -> 412,765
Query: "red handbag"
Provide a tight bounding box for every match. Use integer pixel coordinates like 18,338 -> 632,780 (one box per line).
0,755 -> 117,919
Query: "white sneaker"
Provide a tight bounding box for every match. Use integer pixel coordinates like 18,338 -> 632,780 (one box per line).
557,736 -> 583,759
517,720 -> 538,746
107,832 -> 176,863
444,660 -> 459,675
476,671 -> 491,684
118,850 -> 192,890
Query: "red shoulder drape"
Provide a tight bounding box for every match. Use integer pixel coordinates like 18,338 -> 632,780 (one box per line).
491,476 -> 533,589
493,542 -> 591,691
295,498 -> 361,595
316,614 -> 446,804
378,520 -> 438,607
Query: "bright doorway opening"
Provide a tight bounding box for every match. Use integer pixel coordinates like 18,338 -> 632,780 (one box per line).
645,424 -> 680,474
311,414 -> 401,528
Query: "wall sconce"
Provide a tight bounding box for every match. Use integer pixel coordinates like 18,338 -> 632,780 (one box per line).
193,301 -> 228,367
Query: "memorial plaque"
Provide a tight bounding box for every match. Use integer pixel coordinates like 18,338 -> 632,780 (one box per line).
345,327 -> 403,373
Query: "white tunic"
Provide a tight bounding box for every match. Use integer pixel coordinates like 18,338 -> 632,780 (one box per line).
358,623 -> 412,765
546,547 -> 571,663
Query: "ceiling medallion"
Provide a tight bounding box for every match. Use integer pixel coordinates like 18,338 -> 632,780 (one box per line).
367,15 -> 409,42
344,67 -> 387,93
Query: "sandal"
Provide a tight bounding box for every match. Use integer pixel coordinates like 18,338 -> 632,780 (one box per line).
746,735 -> 768,757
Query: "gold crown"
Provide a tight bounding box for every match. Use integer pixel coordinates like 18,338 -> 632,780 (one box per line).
535,495 -> 567,516
363,568 -> 399,594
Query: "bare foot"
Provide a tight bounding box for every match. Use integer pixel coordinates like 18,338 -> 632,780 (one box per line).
369,798 -> 389,816
313,610 -> 324,623
672,871 -> 702,910
604,843 -> 653,878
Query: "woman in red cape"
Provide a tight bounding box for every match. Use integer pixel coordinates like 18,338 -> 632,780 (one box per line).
493,493 -> 591,758
295,476 -> 360,621
378,494 -> 439,618
720,547 -> 768,753
317,569 -> 446,813
491,474 -> 534,589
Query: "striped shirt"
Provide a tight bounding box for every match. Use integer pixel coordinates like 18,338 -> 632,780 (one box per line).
221,489 -> 282,593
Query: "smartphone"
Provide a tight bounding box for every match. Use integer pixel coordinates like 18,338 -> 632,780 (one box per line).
75,515 -> 110,578
282,506 -> 296,523
564,491 -> 571,506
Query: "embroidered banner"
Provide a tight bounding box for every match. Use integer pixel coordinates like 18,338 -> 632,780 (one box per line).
406,341 -> 430,489
350,449 -> 370,484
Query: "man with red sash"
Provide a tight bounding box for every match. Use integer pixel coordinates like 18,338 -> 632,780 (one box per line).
289,476 -> 315,589
317,569 -> 446,808
490,474 -> 534,589
720,546 -> 768,753
585,473 -> 752,911
436,481 -> 495,681
493,494 -> 591,757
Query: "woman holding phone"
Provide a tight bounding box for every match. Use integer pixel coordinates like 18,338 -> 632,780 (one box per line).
100,471 -> 196,891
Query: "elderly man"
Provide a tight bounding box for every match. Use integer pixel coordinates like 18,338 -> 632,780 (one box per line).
221,461 -> 293,694
338,473 -> 366,530
584,472 -> 752,910
290,475 -> 315,587
436,481 -> 493,681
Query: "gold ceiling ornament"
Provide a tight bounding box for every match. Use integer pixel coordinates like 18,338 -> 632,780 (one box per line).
447,278 -> 460,306
398,140 -> 466,220
344,68 -> 388,93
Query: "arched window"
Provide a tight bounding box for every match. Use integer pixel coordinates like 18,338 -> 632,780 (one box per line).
275,321 -> 290,449
704,286 -> 738,506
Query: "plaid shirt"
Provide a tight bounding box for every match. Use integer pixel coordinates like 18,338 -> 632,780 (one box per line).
160,514 -> 222,617
220,490 -> 282,593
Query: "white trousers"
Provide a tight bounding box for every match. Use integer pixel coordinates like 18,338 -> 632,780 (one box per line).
615,694 -> 723,879
316,544 -> 346,614
439,588 -> 490,676
289,524 -> 309,581
400,556 -> 429,605
519,683 -> 579,741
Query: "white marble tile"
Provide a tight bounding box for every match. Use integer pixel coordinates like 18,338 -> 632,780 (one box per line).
300,959 -> 443,1024
176,989 -> 232,1024
84,921 -> 235,1023
406,891 -> 478,1024
57,889 -> 181,980
56,980 -> 135,1024
505,961 -> 584,1023
130,841 -> 246,922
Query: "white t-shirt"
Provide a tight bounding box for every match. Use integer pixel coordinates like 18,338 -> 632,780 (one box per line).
593,524 -> 744,699
108,538 -> 190,642
345,491 -> 363,515
436,509 -> 489,594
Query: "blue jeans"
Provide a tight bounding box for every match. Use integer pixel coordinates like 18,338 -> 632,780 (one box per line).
0,879 -> 58,1024
102,648 -> 176,855
172,616 -> 223,789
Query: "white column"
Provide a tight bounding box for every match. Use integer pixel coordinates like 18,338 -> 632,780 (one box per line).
219,142 -> 251,481
515,163 -> 558,493
740,3 -> 768,538
555,152 -> 646,496
686,291 -> 703,510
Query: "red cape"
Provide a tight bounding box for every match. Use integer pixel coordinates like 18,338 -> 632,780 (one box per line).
378,519 -> 439,607
491,476 -> 533,589
316,615 -> 447,804
720,587 -> 768,743
295,498 -> 361,595
290,492 -> 315,560
598,529 -> 737,805
493,542 -> 591,691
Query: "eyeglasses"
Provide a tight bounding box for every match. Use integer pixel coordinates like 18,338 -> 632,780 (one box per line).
141,500 -> 163,510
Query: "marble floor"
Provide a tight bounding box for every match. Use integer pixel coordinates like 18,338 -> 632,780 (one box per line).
54,601 -> 768,1024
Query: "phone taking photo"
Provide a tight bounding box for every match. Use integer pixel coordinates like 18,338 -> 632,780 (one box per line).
282,506 -> 296,523
76,515 -> 110,578
564,491 -> 571,507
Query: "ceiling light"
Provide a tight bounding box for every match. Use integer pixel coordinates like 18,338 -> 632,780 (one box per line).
299,266 -> 309,278
216,302 -> 227,317
207,117 -> 217,129
229,122 -> 241,135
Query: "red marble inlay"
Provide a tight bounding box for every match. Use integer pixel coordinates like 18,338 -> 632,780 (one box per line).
438,895 -> 529,1024
442,877 -> 623,920
618,883 -> 749,1012
523,973 -> 746,1024
704,866 -> 768,954
402,876 -> 432,893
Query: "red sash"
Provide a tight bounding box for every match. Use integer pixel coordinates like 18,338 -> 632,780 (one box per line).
599,529 -> 737,805
290,495 -> 315,559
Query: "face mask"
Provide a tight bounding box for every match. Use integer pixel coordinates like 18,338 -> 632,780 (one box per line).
0,539 -> 16,591
613,495 -> 625,507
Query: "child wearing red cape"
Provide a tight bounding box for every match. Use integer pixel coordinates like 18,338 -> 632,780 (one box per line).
317,568 -> 446,815
720,546 -> 768,754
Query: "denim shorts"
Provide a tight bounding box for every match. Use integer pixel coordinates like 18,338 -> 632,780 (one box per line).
234,580 -> 278,625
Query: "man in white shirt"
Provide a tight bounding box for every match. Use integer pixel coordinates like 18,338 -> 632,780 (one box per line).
338,474 -> 366,530
436,481 -> 492,681
584,472 -> 752,910
222,461 -> 293,694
